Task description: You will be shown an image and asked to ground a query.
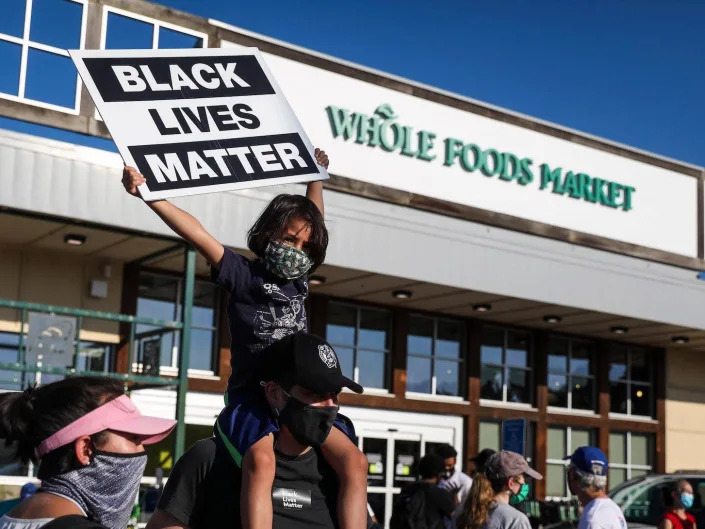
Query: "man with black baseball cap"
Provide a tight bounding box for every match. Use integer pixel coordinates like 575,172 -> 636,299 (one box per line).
470,448 -> 496,474
149,333 -> 370,529
566,446 -> 625,529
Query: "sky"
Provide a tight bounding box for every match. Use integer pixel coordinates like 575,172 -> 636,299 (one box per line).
155,0 -> 705,167
2,0 -> 703,167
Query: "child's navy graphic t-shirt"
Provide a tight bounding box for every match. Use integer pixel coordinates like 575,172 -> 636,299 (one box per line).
212,248 -> 308,391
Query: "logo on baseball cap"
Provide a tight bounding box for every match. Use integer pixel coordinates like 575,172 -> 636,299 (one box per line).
566,446 -> 608,476
259,333 -> 363,395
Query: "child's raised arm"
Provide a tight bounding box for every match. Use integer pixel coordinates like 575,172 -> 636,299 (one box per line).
306,148 -> 329,217
122,166 -> 225,269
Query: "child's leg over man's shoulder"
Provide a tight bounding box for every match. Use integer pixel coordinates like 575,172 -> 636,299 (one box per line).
241,434 -> 276,529
321,427 -> 369,529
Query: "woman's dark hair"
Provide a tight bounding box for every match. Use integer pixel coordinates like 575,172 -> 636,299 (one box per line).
247,194 -> 328,271
0,376 -> 124,479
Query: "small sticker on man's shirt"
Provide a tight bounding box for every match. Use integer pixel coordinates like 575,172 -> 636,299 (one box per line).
272,487 -> 312,510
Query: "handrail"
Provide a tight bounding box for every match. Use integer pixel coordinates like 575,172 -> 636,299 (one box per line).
0,299 -> 183,328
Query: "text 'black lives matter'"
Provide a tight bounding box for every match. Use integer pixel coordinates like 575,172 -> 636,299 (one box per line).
83,55 -> 275,102
128,133 -> 318,192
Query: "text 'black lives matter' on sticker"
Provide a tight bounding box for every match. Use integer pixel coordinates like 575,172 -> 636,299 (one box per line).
272,487 -> 312,510
128,133 -> 318,192
83,55 -> 275,102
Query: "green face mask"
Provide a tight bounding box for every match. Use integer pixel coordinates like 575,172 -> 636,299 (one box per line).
509,482 -> 530,505
264,240 -> 313,280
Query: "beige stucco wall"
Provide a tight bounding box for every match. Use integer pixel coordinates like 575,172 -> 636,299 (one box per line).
666,347 -> 705,472
0,245 -> 123,341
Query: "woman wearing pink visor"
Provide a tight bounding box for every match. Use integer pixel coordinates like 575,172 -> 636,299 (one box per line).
0,376 -> 176,529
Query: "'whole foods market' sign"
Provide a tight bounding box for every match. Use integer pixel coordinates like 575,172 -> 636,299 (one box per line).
326,104 -> 635,211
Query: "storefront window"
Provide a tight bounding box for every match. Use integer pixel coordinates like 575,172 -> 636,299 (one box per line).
0,332 -> 22,390
609,432 -> 653,489
478,421 -> 501,453
136,272 -> 219,373
547,337 -> 596,411
546,426 -> 595,498
481,327 -> 532,404
407,316 -> 465,397
326,302 -> 391,390
609,346 -> 653,417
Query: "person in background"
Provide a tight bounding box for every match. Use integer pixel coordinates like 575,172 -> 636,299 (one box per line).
469,449 -> 496,476
436,444 -> 473,528
566,446 -> 625,529
457,450 -> 542,529
0,376 -> 176,529
391,454 -> 456,529
659,480 -> 696,529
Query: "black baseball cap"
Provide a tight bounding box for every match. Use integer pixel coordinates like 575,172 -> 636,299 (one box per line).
259,333 -> 363,395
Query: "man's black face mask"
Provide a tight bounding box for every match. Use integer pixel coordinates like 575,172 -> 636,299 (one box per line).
278,391 -> 338,447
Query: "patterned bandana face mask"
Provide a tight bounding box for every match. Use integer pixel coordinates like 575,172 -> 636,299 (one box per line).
42,450 -> 147,529
264,239 -> 313,280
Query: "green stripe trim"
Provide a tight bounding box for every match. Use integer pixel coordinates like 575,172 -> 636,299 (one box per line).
216,420 -> 243,468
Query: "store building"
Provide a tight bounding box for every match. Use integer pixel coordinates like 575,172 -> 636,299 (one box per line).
0,0 -> 704,525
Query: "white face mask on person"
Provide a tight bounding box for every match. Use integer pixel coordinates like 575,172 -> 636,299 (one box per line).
41,450 -> 147,529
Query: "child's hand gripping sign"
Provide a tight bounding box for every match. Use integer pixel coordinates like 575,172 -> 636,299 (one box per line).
70,47 -> 328,201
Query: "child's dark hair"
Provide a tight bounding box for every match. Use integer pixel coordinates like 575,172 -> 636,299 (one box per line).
247,194 -> 328,271
0,376 -> 124,479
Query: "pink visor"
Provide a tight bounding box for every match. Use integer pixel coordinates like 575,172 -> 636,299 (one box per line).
36,394 -> 177,458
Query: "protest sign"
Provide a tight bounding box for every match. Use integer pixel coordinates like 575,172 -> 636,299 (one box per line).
70,48 -> 328,200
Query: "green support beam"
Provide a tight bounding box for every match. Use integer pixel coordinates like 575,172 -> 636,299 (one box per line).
174,245 -> 196,459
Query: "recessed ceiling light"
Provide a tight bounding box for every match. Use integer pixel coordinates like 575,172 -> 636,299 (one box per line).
309,275 -> 326,286
672,336 -> 690,344
64,234 -> 87,246
610,326 -> 628,335
472,303 -> 492,312
392,290 -> 412,299
543,315 -> 562,324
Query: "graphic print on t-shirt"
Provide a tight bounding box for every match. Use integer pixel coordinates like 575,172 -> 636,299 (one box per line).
252,281 -> 308,349
272,487 -> 312,510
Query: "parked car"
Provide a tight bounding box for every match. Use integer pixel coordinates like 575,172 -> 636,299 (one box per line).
543,472 -> 705,529
609,472 -> 705,529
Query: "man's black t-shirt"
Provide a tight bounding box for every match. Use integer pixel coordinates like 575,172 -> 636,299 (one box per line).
157,437 -> 338,529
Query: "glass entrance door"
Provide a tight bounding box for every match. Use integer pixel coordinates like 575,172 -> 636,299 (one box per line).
361,431 -> 422,529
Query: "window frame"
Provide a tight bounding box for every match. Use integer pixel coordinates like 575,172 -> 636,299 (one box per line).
545,425 -> 596,500
135,270 -> 220,376
325,301 -> 393,392
609,346 -> 654,418
547,337 -> 597,412
99,5 -> 209,51
0,0 -> 88,114
609,431 -> 654,488
406,314 -> 466,398
480,326 -> 533,405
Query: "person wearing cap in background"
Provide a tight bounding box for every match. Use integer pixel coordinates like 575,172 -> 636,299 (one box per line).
148,332 -> 370,529
566,446 -> 625,529
436,444 -> 473,528
457,450 -> 542,529
469,449 -> 497,476
0,376 -> 176,529
390,453 -> 456,529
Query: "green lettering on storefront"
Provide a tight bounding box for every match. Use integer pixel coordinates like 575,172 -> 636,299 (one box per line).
326,104 -> 637,212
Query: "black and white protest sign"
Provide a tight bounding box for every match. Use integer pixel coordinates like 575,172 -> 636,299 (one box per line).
70,48 -> 328,200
